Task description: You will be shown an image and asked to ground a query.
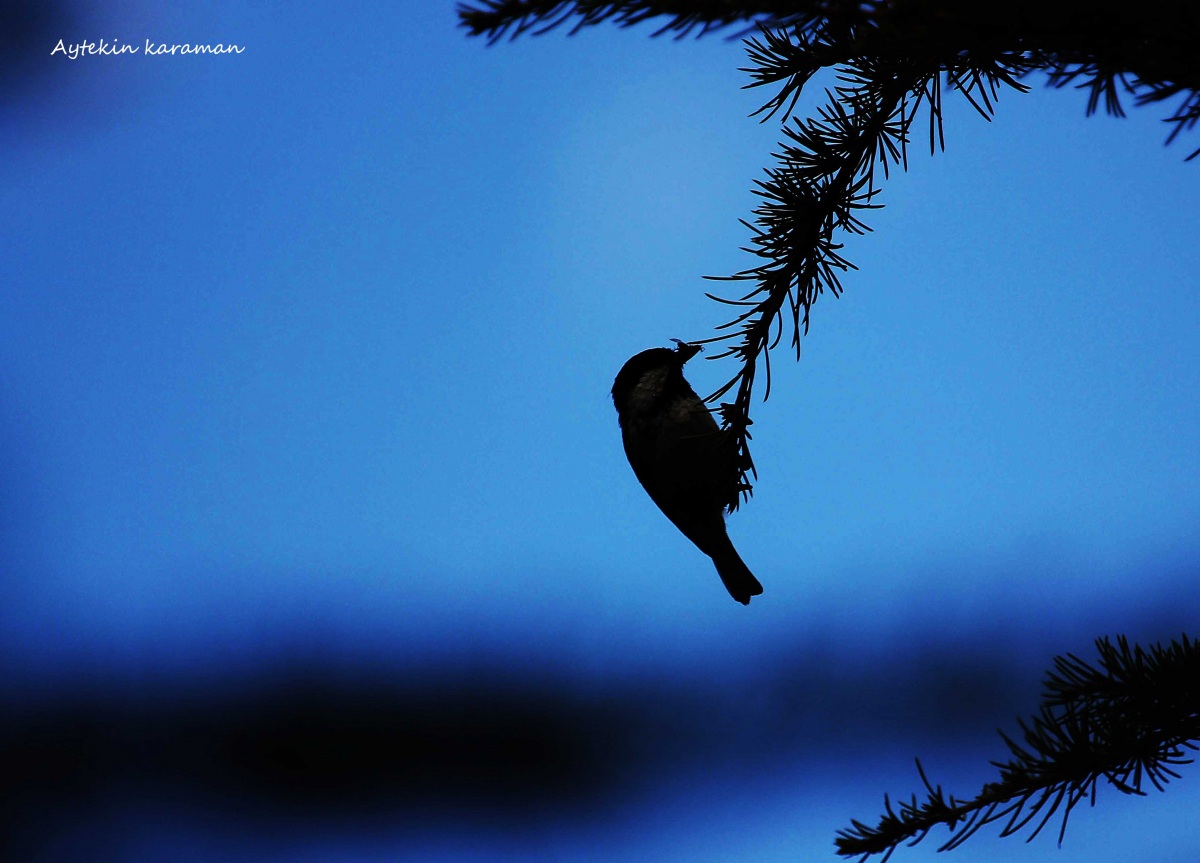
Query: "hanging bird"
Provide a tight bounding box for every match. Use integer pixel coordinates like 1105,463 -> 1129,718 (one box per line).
611,341 -> 763,604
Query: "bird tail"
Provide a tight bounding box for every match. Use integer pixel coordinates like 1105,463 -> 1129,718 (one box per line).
709,542 -> 763,605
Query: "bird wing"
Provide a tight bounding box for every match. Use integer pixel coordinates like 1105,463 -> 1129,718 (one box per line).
622,399 -> 735,554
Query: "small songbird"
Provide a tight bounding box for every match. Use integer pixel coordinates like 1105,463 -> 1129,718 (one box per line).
611,341 -> 763,604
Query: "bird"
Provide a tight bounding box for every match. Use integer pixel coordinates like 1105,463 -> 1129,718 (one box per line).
611,341 -> 763,604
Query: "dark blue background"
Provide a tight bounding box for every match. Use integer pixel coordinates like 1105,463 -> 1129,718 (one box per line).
2,2 -> 1198,860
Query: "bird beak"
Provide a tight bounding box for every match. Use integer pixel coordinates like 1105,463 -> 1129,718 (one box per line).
671,340 -> 703,363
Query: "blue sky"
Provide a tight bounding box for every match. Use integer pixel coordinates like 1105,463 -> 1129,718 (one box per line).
2,3 -> 1199,862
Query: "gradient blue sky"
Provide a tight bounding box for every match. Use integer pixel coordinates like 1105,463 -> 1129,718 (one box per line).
2,3 -> 1199,861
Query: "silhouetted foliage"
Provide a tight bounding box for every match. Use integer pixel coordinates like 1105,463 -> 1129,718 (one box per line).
837,635 -> 1200,860
460,0 -> 1200,507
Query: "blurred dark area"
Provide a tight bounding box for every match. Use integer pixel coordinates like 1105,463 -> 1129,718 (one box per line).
2,597 -> 1193,863
0,0 -> 78,102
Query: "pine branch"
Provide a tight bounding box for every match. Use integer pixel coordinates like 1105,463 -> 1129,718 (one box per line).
695,48 -> 937,507
457,1 -> 817,43
460,1 -> 1200,499
694,3 -> 1196,499
835,635 -> 1200,861
699,34 -> 1032,504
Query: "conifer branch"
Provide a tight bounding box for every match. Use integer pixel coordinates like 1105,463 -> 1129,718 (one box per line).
457,1 -> 858,43
459,2 -> 1200,500
835,635 -> 1200,861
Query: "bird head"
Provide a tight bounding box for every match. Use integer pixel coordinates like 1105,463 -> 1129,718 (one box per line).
611,341 -> 703,419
